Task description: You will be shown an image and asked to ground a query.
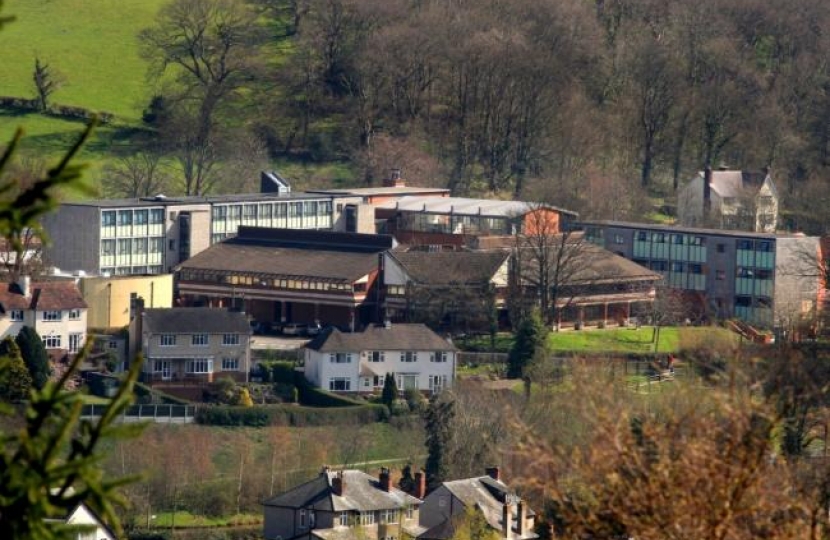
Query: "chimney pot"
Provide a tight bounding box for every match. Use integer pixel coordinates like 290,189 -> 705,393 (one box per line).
19,275 -> 31,298
332,471 -> 345,496
485,466 -> 501,482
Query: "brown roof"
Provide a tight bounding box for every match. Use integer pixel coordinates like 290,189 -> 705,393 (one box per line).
306,323 -> 456,352
0,281 -> 87,312
517,241 -> 661,285
388,250 -> 509,286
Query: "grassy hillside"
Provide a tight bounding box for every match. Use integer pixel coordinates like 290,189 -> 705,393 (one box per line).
0,0 -> 166,120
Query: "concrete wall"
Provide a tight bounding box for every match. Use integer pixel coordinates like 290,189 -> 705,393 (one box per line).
41,205 -> 100,273
80,274 -> 174,329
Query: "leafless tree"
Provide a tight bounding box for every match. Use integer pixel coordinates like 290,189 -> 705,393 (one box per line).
32,55 -> 64,111
101,149 -> 170,198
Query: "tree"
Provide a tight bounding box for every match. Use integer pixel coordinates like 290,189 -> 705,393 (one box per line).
381,372 -> 398,406
32,55 -> 64,111
100,149 -> 170,198
0,336 -> 31,402
16,325 -> 50,390
507,309 -> 546,379
424,391 -> 455,490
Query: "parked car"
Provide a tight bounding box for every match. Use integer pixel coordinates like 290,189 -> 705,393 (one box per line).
282,323 -> 308,336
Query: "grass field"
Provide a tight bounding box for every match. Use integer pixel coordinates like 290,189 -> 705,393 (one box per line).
462,326 -> 740,354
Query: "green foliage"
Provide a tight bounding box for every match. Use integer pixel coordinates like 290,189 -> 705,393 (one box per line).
381,372 -> 399,406
238,387 -> 254,408
195,403 -> 387,427
451,506 -> 501,540
0,335 -> 31,402
508,310 -> 547,379
15,325 -> 50,389
424,393 -> 456,490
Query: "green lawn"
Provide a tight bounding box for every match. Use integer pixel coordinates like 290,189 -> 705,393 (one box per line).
0,0 -> 167,121
150,511 -> 261,528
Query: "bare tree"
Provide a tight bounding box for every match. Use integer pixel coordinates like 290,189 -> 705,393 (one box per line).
101,149 -> 170,198
32,55 -> 64,111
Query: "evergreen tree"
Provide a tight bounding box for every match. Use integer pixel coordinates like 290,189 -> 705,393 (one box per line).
381,372 -> 398,406
507,309 -> 547,379
424,393 -> 455,490
0,336 -> 31,402
398,463 -> 415,493
16,326 -> 50,389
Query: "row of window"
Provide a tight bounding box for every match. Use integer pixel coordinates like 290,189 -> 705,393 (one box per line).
211,201 -> 333,221
36,309 -> 82,322
159,334 -> 241,347
178,270 -> 356,292
331,351 -> 450,364
735,296 -> 772,309
101,238 -> 165,256
42,332 -> 84,351
101,209 -> 165,227
633,232 -> 706,246
151,358 -> 240,373
101,265 -> 164,276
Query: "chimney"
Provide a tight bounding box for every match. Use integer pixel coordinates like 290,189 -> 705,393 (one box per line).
703,166 -> 713,214
413,470 -> 426,499
517,499 -> 527,537
379,467 -> 392,492
321,465 -> 331,476
502,501 -> 513,539
383,168 -> 405,188
485,466 -> 501,482
332,471 -> 345,496
18,275 -> 31,298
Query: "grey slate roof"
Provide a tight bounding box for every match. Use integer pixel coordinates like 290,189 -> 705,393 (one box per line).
388,250 -> 509,286
142,308 -> 251,335
306,324 -> 455,353
377,196 -> 578,218
262,470 -> 421,512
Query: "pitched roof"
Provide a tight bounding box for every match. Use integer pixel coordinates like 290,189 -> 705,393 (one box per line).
0,281 -> 86,312
263,470 -> 421,512
698,170 -> 773,198
306,324 -> 455,352
421,476 -> 537,540
142,308 -> 251,334
388,250 -> 509,286
377,196 -> 577,218
177,228 -> 391,283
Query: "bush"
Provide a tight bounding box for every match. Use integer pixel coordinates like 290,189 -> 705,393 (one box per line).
389,399 -> 411,416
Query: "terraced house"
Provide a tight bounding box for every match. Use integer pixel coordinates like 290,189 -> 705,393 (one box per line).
582,221 -> 821,330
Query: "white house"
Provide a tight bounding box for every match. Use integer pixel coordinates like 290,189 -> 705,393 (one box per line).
0,277 -> 88,357
45,488 -> 116,540
677,167 -> 779,232
304,323 -> 456,395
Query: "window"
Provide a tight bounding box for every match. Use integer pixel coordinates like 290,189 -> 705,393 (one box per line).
299,509 -> 307,529
735,296 -> 752,307
108,340 -> 119,349
186,358 -> 213,373
160,334 -> 176,347
756,269 -> 772,280
401,351 -> 416,362
9,310 -> 23,322
192,334 -> 209,346
429,375 -> 448,393
101,211 -> 116,227
672,234 -> 684,245
613,234 -> 624,244
339,511 -> 349,527
309,510 -> 316,528
118,238 -> 131,255
134,209 -> 148,225
329,378 -> 351,391
431,351 -> 448,363
360,512 -> 376,525
68,333 -> 83,353
133,238 -> 147,254
150,238 -> 164,253
169,239 -> 176,251
68,309 -> 81,320
221,358 -> 240,371
636,231 -> 647,241
102,239 -> 115,256
671,262 -> 684,273
243,204 -> 257,219
737,267 -> 754,278
689,263 -> 703,274
405,506 -> 414,520
43,335 -> 61,348
690,236 -> 704,246
118,211 -> 132,226
330,353 -> 352,363
42,310 -> 61,321
653,233 -> 665,243
378,509 -> 398,524
756,240 -> 773,252
222,334 -> 240,346
738,240 -> 753,250
150,208 -> 164,224
649,260 -> 667,272
716,243 -> 725,253
370,351 -> 384,362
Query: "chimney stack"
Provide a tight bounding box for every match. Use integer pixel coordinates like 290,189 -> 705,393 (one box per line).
703,166 -> 713,214
485,466 -> 501,482
19,275 -> 30,298
413,470 -> 426,499
383,168 -> 405,188
332,471 -> 345,496
517,499 -> 527,536
379,467 -> 392,492
502,500 -> 513,539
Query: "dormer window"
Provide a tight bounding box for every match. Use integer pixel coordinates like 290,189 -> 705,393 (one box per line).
9,310 -> 23,322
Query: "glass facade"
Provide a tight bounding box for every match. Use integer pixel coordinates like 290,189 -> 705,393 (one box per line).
100,207 -> 165,275
632,231 -> 707,291
210,199 -> 333,242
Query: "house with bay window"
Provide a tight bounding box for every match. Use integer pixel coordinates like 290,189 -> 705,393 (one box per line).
130,307 -> 251,390
0,277 -> 88,358
303,323 -> 456,395
263,467 -> 425,540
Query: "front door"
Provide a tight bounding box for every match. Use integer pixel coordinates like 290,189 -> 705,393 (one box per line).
154,360 -> 171,380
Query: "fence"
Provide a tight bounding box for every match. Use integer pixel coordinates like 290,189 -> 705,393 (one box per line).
81,404 -> 196,424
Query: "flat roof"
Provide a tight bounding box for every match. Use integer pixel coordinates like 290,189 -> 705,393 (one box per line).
60,192 -> 337,209
307,186 -> 450,196
377,196 -> 577,218
579,220 -> 810,240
